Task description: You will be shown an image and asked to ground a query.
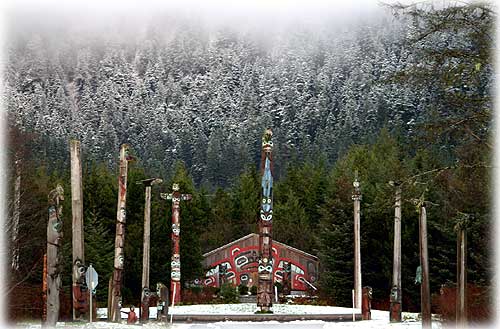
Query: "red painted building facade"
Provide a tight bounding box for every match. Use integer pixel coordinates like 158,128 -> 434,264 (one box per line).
202,234 -> 319,293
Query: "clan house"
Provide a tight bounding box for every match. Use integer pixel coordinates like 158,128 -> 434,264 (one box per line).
202,233 -> 319,294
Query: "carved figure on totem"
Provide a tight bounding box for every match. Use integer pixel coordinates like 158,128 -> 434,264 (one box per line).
257,283 -> 272,307
362,286 -> 373,320
258,257 -> 274,281
171,253 -> 181,282
72,258 -> 88,317
172,223 -> 180,236
46,185 -> 64,326
156,283 -> 169,319
141,287 -> 151,321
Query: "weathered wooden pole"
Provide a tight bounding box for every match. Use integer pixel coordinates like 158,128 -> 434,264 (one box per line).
161,183 -> 192,305
257,128 -> 274,313
109,144 -> 133,322
390,182 -> 402,322
455,214 -> 468,328
46,185 -> 64,326
352,174 -> 362,309
70,140 -> 86,320
418,202 -> 431,328
11,154 -> 21,272
138,178 -> 162,322
42,253 -> 47,323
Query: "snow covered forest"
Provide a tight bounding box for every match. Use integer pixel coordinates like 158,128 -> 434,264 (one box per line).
6,2 -> 483,185
4,0 -> 494,325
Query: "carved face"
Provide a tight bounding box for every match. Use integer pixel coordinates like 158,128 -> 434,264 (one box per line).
171,270 -> 181,281
171,254 -> 180,269
258,257 -> 274,281
171,253 -> 180,281
172,223 -> 180,236
260,208 -> 272,222
119,207 -> 126,223
73,259 -> 86,283
261,129 -> 273,151
115,253 -> 124,269
143,287 -> 151,298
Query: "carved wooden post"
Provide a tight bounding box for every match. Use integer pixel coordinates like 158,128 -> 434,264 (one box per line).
70,140 -> 86,320
419,202 -> 431,328
390,182 -> 402,322
11,153 -> 21,271
352,173 -> 362,309
138,178 -> 162,321
455,213 -> 469,328
257,128 -> 274,313
46,185 -> 64,326
361,286 -> 372,320
161,183 -> 192,305
109,144 -> 133,322
42,253 -> 47,323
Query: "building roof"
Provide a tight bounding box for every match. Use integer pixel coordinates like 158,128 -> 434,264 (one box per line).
202,233 -> 319,261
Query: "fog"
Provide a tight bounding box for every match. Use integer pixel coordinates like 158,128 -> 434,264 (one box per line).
3,0 -> 391,42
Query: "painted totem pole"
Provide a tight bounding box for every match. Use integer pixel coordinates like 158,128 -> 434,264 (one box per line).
161,183 -> 192,305
46,184 -> 64,326
109,145 -> 134,322
257,128 -> 274,312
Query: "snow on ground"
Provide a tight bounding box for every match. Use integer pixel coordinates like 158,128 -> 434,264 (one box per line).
15,303 -> 443,328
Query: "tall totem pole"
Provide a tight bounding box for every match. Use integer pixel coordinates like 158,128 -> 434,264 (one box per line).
352,174 -> 362,309
70,140 -> 87,320
109,145 -> 133,322
161,183 -> 192,305
139,178 -> 162,321
390,181 -> 403,322
46,185 -> 64,326
257,128 -> 274,312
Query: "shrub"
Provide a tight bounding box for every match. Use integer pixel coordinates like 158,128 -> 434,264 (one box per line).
238,284 -> 249,295
219,283 -> 239,303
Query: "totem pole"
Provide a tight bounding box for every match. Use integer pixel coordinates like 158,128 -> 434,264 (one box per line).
156,282 -> 169,320
219,264 -> 228,287
161,183 -> 192,305
109,145 -> 134,322
455,213 -> 469,328
11,153 -> 21,271
138,178 -> 162,322
352,173 -> 362,309
42,253 -> 47,323
282,262 -> 291,296
417,197 -> 431,329
46,184 -> 64,326
390,181 -> 403,322
362,286 -> 373,320
70,140 -> 87,320
257,128 -> 274,312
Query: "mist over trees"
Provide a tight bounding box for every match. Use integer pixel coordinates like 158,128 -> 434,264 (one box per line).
4,0 -> 494,323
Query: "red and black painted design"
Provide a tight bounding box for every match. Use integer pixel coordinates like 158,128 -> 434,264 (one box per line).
203,244 -> 317,292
